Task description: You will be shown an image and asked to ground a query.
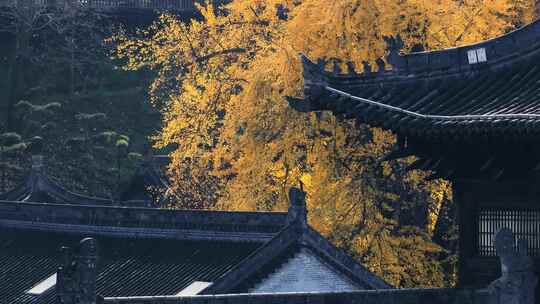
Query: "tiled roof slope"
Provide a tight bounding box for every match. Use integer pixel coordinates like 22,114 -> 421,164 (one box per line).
201,223 -> 390,294
103,188 -> 390,304
0,198 -> 287,303
0,188 -> 389,303
289,19 -> 540,141
0,230 -> 260,304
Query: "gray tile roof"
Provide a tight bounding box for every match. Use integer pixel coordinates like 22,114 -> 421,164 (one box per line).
289,19 -> 540,140
1,155 -> 172,208
0,230 -> 261,304
0,188 -> 389,303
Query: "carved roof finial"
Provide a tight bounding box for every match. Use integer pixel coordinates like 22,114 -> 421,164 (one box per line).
384,35 -> 405,71
376,58 -> 386,73
57,238 -> 99,304
300,54 -> 328,103
362,61 -> 372,75
346,61 -> 357,76
287,187 -> 307,228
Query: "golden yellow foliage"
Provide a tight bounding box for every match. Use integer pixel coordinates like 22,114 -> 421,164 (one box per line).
112,0 -> 534,287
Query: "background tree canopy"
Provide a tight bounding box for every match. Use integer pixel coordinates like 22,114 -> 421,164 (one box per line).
111,0 -> 536,287
0,4 -> 158,198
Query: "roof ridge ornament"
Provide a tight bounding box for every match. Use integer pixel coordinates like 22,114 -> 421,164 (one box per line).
384,35 -> 405,71
57,238 -> 100,304
287,187 -> 307,228
362,61 -> 372,75
300,54 -> 328,106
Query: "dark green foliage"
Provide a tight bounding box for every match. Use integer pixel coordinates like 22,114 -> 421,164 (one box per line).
75,112 -> 107,122
127,152 -> 144,162
0,131 -> 26,192
0,45 -> 159,199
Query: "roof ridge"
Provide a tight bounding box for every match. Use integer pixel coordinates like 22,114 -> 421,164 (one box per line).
0,200 -> 289,241
200,223 -> 303,294
200,188 -> 389,294
301,227 -> 392,289
0,199 -> 289,216
401,19 -> 540,57
301,19 -> 540,81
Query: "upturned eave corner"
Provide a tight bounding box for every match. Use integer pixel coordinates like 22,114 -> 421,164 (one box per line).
285,54 -> 329,113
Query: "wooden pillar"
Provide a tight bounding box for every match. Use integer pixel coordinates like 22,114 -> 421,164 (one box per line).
455,180 -> 476,288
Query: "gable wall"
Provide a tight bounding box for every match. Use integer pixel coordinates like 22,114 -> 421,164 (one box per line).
249,247 -> 359,293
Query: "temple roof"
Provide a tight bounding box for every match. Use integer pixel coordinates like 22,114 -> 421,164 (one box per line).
0,155 -> 174,207
0,188 -> 389,303
0,155 -> 115,206
289,19 -> 540,141
0,231 -> 259,304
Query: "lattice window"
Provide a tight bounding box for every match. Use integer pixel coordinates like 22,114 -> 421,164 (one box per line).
477,209 -> 540,257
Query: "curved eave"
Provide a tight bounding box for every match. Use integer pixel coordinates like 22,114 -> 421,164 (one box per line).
294,19 -> 540,140
0,171 -> 114,205
290,86 -> 540,141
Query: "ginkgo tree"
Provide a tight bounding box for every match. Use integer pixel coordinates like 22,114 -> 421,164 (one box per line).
112,0 -> 535,287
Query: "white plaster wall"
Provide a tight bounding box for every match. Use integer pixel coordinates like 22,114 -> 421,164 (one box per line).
249,247 -> 360,293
